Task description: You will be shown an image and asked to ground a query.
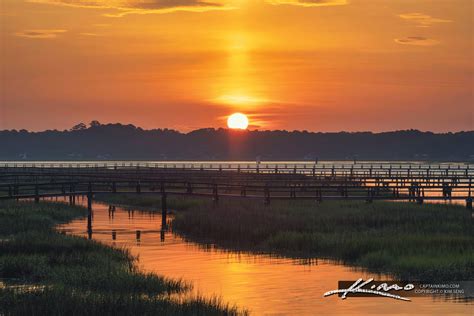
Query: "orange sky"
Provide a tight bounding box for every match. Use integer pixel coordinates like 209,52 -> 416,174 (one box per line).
1,0 -> 473,132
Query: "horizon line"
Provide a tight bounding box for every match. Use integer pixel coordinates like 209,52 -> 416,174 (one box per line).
1,122 -> 473,135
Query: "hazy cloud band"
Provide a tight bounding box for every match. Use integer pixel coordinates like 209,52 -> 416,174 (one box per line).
29,0 -> 348,16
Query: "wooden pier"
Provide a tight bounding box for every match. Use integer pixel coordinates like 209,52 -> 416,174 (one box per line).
0,162 -> 473,211
1,162 -> 472,239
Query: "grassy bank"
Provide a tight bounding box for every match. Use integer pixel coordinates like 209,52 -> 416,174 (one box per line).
96,194 -> 474,281
0,201 -> 245,315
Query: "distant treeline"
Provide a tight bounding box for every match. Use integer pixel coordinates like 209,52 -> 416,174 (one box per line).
0,122 -> 473,161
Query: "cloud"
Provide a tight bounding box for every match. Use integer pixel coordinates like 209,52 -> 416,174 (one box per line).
394,36 -> 439,46
399,13 -> 451,28
28,0 -> 235,17
29,0 -> 349,16
266,0 -> 348,7
80,32 -> 102,36
14,29 -> 67,39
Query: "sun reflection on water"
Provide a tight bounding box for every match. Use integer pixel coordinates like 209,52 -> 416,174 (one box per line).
58,201 -> 473,316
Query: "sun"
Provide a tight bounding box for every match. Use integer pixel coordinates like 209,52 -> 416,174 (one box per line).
227,113 -> 249,130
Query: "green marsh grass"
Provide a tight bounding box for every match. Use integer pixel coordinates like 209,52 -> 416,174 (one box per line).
0,201 -> 246,315
96,194 -> 474,281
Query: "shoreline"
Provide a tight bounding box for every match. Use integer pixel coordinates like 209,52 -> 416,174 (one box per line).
0,200 -> 246,315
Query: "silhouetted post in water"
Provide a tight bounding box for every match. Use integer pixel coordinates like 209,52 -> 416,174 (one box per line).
136,230 -> 141,242
469,179 -> 472,200
69,184 -> 74,206
161,193 -> 167,230
112,230 -> 116,240
72,188 -> 76,205
87,184 -> 93,239
417,196 -> 424,205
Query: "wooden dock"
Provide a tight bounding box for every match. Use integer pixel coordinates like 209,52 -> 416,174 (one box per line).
0,162 -> 472,206
1,162 -> 472,237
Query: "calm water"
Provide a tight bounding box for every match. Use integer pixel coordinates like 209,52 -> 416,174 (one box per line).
57,201 -> 472,315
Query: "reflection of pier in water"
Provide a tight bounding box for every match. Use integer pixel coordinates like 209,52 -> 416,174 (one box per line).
83,204 -> 167,243
57,200 -> 168,243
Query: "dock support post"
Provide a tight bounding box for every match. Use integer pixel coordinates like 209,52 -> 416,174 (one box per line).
87,191 -> 93,239
161,193 -> 167,230
467,197 -> 472,210
69,185 -> 74,206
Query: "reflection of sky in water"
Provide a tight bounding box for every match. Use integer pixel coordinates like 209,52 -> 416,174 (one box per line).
58,201 -> 473,315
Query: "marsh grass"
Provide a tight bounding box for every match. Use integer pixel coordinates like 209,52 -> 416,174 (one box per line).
95,193 -> 201,212
96,194 -> 473,281
0,201 -> 246,315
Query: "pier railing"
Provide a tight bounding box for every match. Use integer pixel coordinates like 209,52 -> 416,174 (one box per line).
1,161 -> 473,178
0,164 -> 472,209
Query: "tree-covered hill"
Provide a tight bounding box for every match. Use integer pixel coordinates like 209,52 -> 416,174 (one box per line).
1,123 -> 472,161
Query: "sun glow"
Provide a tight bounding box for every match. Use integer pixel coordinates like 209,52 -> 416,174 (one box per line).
227,113 -> 249,129
216,94 -> 266,106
